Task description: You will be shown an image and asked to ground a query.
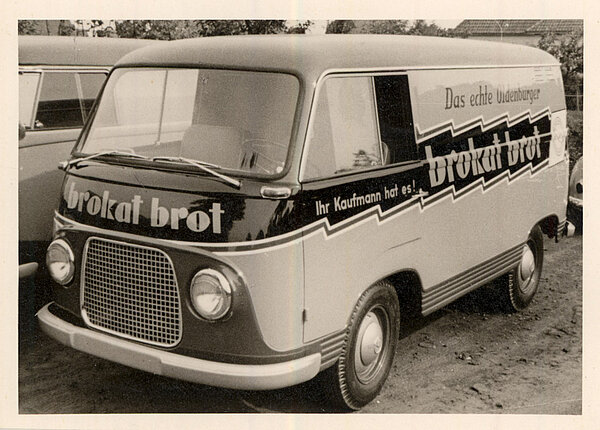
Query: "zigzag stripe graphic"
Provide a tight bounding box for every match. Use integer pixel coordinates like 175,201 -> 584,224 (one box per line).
304,159 -> 549,239
415,108 -> 551,144
212,160 -> 550,255
55,160 -> 551,255
417,159 -> 549,209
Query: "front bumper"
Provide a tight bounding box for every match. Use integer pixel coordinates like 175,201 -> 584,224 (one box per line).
19,262 -> 38,280
37,303 -> 321,390
569,195 -> 583,208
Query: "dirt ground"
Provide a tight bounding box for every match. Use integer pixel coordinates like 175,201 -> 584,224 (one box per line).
18,234 -> 582,414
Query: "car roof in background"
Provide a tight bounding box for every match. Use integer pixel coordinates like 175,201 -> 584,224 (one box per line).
116,34 -> 560,82
19,36 -> 160,67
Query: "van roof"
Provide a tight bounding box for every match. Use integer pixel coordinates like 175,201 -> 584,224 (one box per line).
19,36 -> 158,67
115,34 -> 560,81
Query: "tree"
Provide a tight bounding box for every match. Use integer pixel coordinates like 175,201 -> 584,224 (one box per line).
538,29 -> 583,79
325,20 -> 451,36
407,20 -> 449,37
58,20 -> 74,36
116,20 -> 176,40
243,20 -> 287,34
326,20 -> 356,34
326,20 -> 411,35
18,20 -> 39,35
365,20 -> 409,34
115,20 -> 288,40
537,29 -> 583,110
287,20 -> 313,34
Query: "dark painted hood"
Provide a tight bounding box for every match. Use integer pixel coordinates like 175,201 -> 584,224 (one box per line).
58,162 -> 301,244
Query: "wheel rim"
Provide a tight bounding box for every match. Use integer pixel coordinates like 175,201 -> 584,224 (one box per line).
518,242 -> 537,294
354,306 -> 390,384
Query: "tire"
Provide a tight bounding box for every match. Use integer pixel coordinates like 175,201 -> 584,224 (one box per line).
502,225 -> 544,312
321,281 -> 400,410
567,204 -> 583,234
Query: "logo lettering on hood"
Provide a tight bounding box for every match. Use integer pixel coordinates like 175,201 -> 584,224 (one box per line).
66,183 -> 224,234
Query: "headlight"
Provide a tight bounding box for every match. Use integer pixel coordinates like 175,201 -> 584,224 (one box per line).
46,239 -> 75,285
190,268 -> 232,321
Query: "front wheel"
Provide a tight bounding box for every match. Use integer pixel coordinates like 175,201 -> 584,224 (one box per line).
501,225 -> 544,312
321,281 -> 400,410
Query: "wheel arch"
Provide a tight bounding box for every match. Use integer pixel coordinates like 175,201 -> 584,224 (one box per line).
537,213 -> 560,239
380,269 -> 423,321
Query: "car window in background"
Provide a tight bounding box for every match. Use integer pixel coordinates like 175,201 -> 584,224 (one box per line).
29,71 -> 108,130
19,72 -> 41,128
35,72 -> 82,129
79,73 -> 106,121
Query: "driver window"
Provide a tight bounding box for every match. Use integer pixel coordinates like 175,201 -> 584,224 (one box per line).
303,76 -> 381,179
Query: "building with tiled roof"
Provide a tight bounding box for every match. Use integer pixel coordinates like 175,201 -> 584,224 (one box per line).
453,19 -> 582,47
526,20 -> 583,34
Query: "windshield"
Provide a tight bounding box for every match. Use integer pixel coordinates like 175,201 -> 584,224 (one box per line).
80,68 -> 299,176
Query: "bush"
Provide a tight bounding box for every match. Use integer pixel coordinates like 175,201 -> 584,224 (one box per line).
567,110 -> 583,172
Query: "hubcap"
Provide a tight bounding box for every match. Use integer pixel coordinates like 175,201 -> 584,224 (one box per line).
354,308 -> 388,384
518,243 -> 536,292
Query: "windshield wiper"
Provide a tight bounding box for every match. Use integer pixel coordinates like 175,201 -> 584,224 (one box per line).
152,156 -> 241,189
63,150 -> 150,169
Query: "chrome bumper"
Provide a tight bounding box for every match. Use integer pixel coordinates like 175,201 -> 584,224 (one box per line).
565,220 -> 576,237
19,262 -> 38,280
37,303 -> 321,390
569,196 -> 583,208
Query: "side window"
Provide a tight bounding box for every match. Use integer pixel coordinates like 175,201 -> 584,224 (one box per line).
79,73 -> 107,121
303,76 -> 381,179
31,71 -> 108,130
35,72 -> 82,129
19,72 -> 41,128
374,75 -> 417,164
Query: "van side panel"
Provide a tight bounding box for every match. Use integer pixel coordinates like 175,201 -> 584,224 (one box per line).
302,66 -> 567,343
301,184 -> 424,342
409,66 -> 566,289
19,135 -> 77,244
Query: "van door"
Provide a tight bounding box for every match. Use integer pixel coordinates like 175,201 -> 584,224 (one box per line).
300,73 -> 425,343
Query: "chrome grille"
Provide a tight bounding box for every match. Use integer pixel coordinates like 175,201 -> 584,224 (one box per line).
81,237 -> 182,347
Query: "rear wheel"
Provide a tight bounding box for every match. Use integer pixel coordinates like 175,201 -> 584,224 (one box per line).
321,281 -> 400,410
567,204 -> 583,233
502,225 -> 544,312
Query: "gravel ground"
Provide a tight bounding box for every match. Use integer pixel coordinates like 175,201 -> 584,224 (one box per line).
18,234 -> 582,414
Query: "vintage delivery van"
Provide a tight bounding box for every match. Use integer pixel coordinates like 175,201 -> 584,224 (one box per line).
38,35 -> 573,409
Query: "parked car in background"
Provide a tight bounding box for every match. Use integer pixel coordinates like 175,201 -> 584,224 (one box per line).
568,156 -> 583,230
19,36 -> 157,285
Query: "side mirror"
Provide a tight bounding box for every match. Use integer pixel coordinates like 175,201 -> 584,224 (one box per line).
19,123 -> 26,141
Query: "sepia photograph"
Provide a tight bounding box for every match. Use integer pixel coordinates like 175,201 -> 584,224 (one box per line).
14,17 -> 584,416
1,0 -> 595,426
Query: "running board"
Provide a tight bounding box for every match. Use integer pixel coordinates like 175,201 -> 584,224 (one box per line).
421,244 -> 523,315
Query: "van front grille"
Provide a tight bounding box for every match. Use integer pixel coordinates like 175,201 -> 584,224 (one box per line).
81,237 -> 182,347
